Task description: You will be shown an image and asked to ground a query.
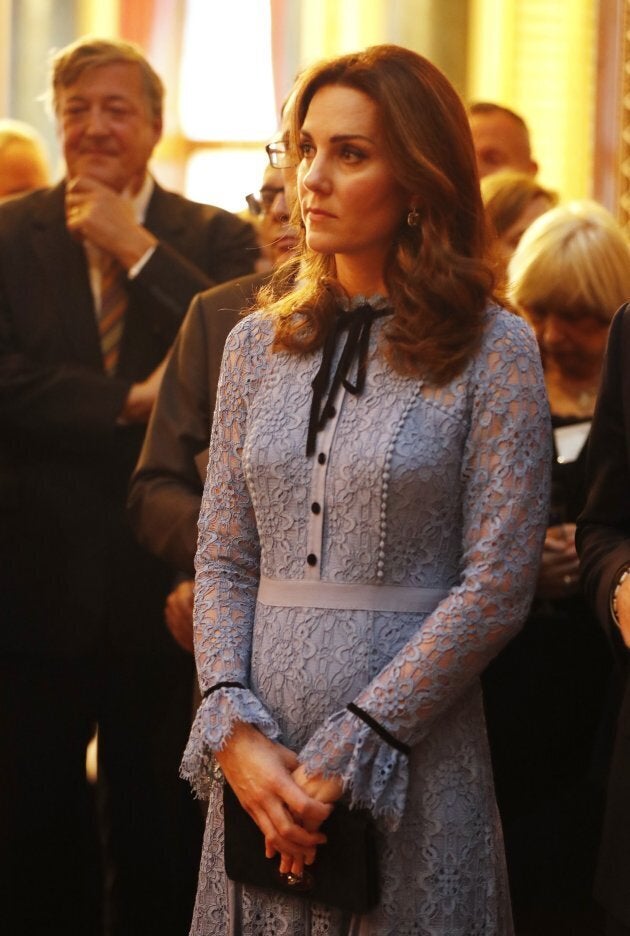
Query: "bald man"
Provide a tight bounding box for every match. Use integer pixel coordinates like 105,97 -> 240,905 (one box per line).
468,102 -> 538,179
0,119 -> 50,198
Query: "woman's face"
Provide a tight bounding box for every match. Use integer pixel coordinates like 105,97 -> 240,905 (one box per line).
526,304 -> 610,382
297,84 -> 408,290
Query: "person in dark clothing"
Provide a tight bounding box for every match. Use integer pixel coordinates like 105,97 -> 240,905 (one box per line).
0,36 -> 256,936
484,200 -> 630,935
129,122 -> 298,655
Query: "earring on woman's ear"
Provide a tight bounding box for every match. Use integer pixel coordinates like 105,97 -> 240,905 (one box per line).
407,206 -> 420,227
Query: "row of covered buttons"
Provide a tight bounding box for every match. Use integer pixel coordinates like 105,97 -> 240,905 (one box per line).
307,452 -> 327,567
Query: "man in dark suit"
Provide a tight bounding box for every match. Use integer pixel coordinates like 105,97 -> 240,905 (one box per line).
0,37 -> 256,936
128,131 -> 298,654
128,273 -> 264,586
577,303 -> 630,936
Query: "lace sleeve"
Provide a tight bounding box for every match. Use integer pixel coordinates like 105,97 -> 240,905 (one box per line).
298,314 -> 552,826
180,316 -> 281,799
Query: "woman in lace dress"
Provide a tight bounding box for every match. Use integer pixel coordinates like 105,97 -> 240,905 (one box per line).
182,45 -> 551,935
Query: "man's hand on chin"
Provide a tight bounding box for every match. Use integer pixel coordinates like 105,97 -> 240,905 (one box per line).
65,174 -> 157,268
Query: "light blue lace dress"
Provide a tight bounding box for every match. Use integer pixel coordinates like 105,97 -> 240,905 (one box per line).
181,299 -> 551,936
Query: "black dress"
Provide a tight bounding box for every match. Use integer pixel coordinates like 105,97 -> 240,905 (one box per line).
483,415 -> 613,933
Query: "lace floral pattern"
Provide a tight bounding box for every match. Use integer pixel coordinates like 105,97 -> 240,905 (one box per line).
181,302 -> 551,935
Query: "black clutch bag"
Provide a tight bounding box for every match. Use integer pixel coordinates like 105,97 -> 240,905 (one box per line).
223,782 -> 379,914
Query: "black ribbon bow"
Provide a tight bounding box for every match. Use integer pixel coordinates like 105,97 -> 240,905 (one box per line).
306,302 -> 392,456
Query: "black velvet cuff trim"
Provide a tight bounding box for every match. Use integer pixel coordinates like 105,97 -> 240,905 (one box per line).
202,681 -> 245,700
346,702 -> 411,756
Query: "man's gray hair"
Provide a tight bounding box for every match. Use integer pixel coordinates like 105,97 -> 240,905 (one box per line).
49,36 -> 164,122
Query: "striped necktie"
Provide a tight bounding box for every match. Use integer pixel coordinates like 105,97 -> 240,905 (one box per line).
99,254 -> 127,376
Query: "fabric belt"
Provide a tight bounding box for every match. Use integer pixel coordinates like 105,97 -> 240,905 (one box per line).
257,577 -> 449,613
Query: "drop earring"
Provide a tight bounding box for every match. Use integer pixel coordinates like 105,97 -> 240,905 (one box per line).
407,206 -> 420,227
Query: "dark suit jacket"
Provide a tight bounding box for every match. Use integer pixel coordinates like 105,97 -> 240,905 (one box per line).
0,181 -> 257,655
577,302 -> 630,925
128,271 -> 269,577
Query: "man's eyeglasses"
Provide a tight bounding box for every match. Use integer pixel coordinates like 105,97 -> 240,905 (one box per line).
245,185 -> 284,216
266,141 -> 296,169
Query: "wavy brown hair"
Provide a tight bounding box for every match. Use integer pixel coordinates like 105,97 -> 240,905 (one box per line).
258,44 -> 495,385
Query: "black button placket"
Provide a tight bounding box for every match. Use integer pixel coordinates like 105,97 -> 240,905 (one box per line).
305,390 -> 344,578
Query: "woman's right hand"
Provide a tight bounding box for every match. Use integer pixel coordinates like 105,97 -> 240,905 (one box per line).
277,763 -> 345,879
215,722 -> 332,865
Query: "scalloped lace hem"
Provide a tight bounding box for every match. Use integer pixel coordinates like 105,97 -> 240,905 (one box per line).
298,708 -> 409,829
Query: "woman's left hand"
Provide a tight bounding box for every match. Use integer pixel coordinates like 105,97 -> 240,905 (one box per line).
292,764 -> 344,807
275,765 -> 344,878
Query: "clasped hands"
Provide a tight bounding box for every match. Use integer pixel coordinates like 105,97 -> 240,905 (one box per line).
215,722 -> 343,879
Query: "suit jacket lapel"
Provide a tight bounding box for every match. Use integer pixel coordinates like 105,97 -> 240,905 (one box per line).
144,183 -> 188,242
31,182 -> 103,368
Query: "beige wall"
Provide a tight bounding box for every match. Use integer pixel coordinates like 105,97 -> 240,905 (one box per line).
467,0 -> 597,202
2,0 -> 606,209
